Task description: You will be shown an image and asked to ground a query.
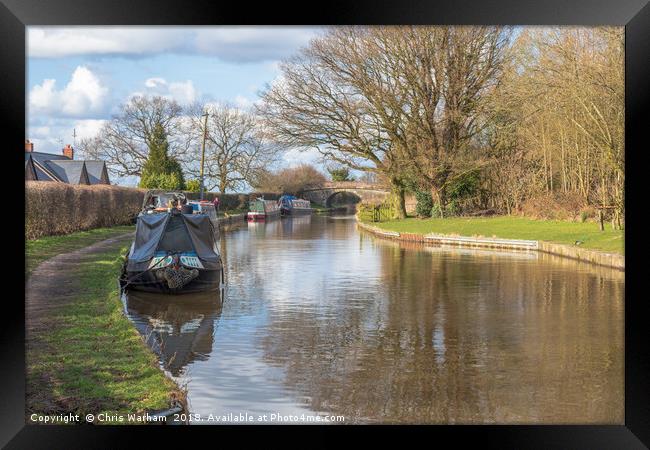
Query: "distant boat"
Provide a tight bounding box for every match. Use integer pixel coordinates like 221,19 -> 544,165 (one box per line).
278,195 -> 312,216
121,190 -> 224,294
247,198 -> 281,222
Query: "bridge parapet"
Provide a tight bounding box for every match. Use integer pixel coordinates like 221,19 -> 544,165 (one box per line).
303,181 -> 389,192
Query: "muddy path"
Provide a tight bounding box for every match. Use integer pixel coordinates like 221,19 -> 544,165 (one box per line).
26,233 -> 134,336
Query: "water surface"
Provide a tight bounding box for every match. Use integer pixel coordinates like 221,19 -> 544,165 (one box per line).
125,214 -> 624,424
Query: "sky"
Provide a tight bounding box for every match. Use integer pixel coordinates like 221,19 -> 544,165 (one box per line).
26,26 -> 325,185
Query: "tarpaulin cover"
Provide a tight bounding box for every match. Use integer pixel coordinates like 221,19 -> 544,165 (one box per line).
127,212 -> 220,272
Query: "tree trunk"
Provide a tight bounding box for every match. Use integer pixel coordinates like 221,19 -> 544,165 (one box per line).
391,181 -> 407,220
431,186 -> 446,219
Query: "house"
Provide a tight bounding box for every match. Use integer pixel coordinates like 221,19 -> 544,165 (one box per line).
24,140 -> 111,185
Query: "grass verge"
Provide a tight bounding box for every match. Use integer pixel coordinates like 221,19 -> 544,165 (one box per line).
26,225 -> 135,277
366,215 -> 624,254
220,207 -> 248,217
26,241 -> 181,423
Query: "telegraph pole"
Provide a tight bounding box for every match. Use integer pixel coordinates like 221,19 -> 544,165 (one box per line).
199,111 -> 209,201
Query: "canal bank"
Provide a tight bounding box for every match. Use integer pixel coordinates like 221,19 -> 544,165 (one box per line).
26,229 -> 184,423
356,217 -> 624,270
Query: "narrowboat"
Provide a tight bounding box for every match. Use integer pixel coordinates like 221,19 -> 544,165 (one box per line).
278,195 -> 312,216
247,198 -> 280,222
188,200 -> 219,240
121,191 -> 224,294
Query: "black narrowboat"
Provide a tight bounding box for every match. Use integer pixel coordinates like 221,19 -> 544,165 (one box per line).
121,191 -> 224,294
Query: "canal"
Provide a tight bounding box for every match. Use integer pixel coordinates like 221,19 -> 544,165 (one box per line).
124,214 -> 624,424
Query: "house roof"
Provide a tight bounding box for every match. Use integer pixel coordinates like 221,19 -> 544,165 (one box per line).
25,155 -> 38,180
25,151 -> 109,185
84,161 -> 110,184
29,151 -> 71,165
43,160 -> 89,184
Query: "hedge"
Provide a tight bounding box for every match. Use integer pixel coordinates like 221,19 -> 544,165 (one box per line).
183,191 -> 281,209
26,182 -> 146,240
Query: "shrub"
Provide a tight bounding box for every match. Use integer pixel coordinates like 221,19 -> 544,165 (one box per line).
446,199 -> 459,216
26,182 -> 145,240
430,203 -> 443,218
415,190 -> 433,218
519,191 -> 588,221
185,179 -> 201,192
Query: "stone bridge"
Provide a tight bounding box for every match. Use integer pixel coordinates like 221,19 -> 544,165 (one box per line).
302,182 -> 390,207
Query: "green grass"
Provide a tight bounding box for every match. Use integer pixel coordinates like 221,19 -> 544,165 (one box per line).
219,207 -> 248,217
367,216 -> 624,254
26,243 -> 180,423
26,225 -> 135,277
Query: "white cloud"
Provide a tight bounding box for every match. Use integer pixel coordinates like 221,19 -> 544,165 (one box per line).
282,147 -> 323,168
134,77 -> 198,105
28,26 -> 319,63
167,81 -> 197,105
28,27 -> 186,58
30,126 -> 51,138
193,27 -> 318,62
27,117 -> 106,156
73,119 -> 107,140
29,66 -> 109,118
144,77 -> 166,88
233,95 -> 254,109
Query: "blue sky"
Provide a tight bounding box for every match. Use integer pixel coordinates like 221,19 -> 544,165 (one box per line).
27,26 -> 324,184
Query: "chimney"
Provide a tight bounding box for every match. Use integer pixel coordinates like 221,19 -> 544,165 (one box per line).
62,144 -> 74,160
25,140 -> 34,152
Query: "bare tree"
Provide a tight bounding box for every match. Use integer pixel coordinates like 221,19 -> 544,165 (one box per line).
182,102 -> 280,193
251,164 -> 327,195
257,28 -> 406,216
79,95 -> 188,178
259,26 -> 510,218
487,27 -> 624,224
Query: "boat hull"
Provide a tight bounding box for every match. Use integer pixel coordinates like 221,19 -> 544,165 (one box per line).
123,266 -> 223,294
247,210 -> 281,221
280,207 -> 313,216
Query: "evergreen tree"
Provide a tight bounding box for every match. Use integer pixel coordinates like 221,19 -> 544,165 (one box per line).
139,123 -> 185,190
328,166 -> 353,182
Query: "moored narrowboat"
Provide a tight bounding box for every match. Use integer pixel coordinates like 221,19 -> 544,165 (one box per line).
278,195 -> 312,216
121,191 -> 224,294
247,198 -> 280,222
188,200 -> 219,240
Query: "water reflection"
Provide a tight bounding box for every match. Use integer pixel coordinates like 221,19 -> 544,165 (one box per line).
125,215 -> 623,424
124,291 -> 223,377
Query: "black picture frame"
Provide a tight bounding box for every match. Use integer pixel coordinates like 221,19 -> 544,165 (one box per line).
3,0 -> 648,447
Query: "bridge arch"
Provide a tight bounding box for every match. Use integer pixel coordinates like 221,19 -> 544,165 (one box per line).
325,191 -> 362,208
301,182 -> 390,208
